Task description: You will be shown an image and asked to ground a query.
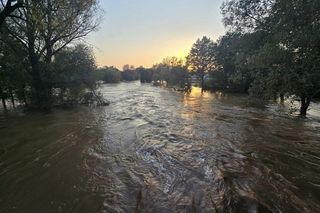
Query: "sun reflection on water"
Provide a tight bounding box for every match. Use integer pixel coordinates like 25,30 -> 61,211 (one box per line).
181,87 -> 213,119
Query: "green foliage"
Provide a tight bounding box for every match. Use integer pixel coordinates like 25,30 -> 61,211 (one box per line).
221,0 -> 320,115
215,31 -> 268,92
204,71 -> 227,90
52,44 -> 98,105
152,57 -> 190,88
95,66 -> 122,83
221,0 -> 274,32
0,38 -> 31,108
0,0 -> 101,109
187,36 -> 218,86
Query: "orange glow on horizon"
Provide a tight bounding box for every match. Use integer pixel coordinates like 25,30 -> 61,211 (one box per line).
88,0 -> 225,70
94,38 -> 192,69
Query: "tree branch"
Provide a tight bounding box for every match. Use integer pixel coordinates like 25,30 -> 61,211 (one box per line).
0,0 -> 23,27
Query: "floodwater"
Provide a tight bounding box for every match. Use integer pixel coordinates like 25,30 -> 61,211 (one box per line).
0,82 -> 320,213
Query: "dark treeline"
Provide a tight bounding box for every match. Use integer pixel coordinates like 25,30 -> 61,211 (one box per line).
0,0 -> 103,110
144,57 -> 190,89
95,66 -> 122,84
97,57 -> 190,89
185,0 -> 320,116
94,65 -> 140,83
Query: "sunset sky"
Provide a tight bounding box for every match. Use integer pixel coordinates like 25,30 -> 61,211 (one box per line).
88,0 -> 225,69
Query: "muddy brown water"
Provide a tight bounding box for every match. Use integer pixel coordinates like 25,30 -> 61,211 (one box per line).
0,82 -> 320,213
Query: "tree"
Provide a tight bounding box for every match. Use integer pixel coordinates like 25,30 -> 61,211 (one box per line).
221,0 -> 320,116
122,65 -> 139,81
221,0 -> 274,33
215,31 -> 268,93
96,66 -> 122,83
161,56 -> 184,68
271,0 -> 320,115
247,42 -> 289,100
152,57 -> 189,87
0,36 -> 30,109
52,44 -> 99,105
3,0 -> 100,109
0,0 -> 23,28
187,36 -> 218,91
137,66 -> 153,83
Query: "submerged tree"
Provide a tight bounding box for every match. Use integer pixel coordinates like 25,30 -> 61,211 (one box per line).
152,57 -> 189,87
187,36 -> 218,91
3,0 -> 101,109
53,44 -> 98,105
96,66 -> 122,83
221,0 -> 320,115
215,31 -> 268,93
122,65 -> 139,81
137,66 -> 153,83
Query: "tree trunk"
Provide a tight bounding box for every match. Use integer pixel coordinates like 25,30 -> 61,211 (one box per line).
300,96 -> 311,116
59,88 -> 66,104
29,52 -> 52,109
28,41 -> 52,110
0,87 -> 7,110
200,72 -> 205,93
22,87 -> 28,107
9,87 -> 15,108
26,17 -> 52,110
280,93 -> 284,102
30,53 -> 42,103
1,97 -> 6,110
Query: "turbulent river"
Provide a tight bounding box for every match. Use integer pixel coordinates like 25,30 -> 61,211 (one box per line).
0,82 -> 320,213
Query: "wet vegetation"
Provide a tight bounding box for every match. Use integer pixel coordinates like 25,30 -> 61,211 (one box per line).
185,0 -> 320,116
94,57 -> 190,90
0,0 -> 101,110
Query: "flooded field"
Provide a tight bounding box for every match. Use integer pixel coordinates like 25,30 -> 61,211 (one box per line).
0,82 -> 319,213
